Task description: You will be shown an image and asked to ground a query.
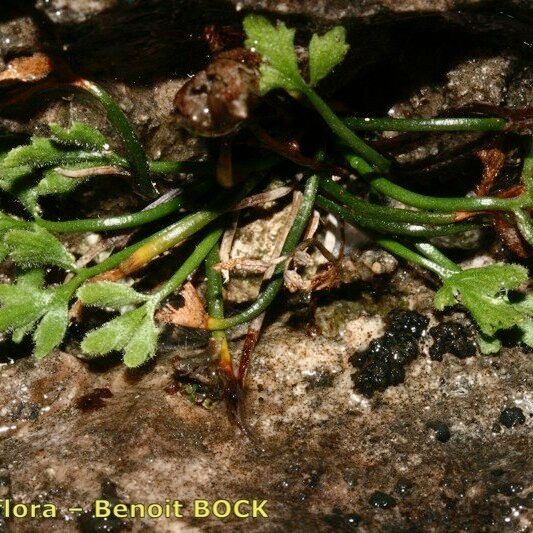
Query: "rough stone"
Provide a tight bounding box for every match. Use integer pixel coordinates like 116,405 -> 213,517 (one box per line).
228,0 -> 528,21
35,0 -> 119,24
0,301 -> 531,531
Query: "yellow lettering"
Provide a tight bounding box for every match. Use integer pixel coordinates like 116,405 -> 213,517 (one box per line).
147,504 -> 162,518
112,503 -> 128,518
194,500 -> 210,517
29,504 -> 41,518
252,500 -> 268,518
43,504 -> 57,518
130,503 -> 145,518
172,501 -> 183,518
13,504 -> 27,518
94,500 -> 111,518
212,500 -> 231,518
233,500 -> 250,518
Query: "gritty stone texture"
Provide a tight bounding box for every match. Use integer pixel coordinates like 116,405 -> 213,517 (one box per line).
0,301 -> 531,531
507,65 -> 533,111
0,78 -> 206,167
390,55 -> 516,164
0,16 -> 41,67
97,80 -> 205,162
35,0 -> 119,24
230,0 -> 525,21
390,56 -> 514,119
343,314 -> 385,351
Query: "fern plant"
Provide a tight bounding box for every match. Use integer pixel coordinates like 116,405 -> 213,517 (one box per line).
0,16 -> 530,375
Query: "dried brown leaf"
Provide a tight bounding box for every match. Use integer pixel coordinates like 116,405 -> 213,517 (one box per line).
57,166 -> 130,178
156,282 -> 208,329
303,210 -> 320,240
476,147 -> 506,196
493,215 -> 528,258
0,53 -> 55,86
232,186 -> 293,211
309,263 -> 341,292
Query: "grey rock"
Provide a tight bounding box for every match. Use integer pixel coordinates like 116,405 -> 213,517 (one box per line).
0,297 -> 531,531
230,0 -> 529,20
35,0 -> 119,24
0,15 -> 41,67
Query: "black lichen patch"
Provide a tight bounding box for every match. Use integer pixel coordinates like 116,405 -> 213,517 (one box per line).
499,406 -> 526,428
368,491 -> 396,509
350,310 -> 428,396
388,309 -> 429,338
427,421 -> 452,442
428,321 -> 476,361
322,508 -> 362,530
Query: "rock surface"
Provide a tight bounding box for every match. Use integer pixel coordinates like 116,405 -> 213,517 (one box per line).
229,0 -> 530,20
0,291 -> 531,531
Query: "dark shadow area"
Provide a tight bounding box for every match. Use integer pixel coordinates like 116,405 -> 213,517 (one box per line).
0,336 -> 35,363
3,0 -> 528,86
46,0 -> 238,82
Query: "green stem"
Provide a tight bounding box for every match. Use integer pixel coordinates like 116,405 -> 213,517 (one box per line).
82,240 -> 148,279
413,242 -> 461,273
514,209 -> 533,247
43,151 -> 126,168
36,196 -> 186,233
117,210 -> 222,275
59,214 -> 223,299
316,195 -> 480,237
78,80 -> 156,197
371,177 -> 526,212
49,156 -> 270,179
521,138 -> 533,193
375,238 -> 456,279
210,277 -> 285,331
206,241 -> 226,321
12,147 -> 210,179
36,180 -> 212,233
45,154 -> 210,177
156,226 -> 224,302
347,155 -> 530,212
59,234 -> 155,297
300,87 -> 390,173
205,239 -> 233,374
344,117 -> 507,132
208,174 -> 319,330
111,175 -> 263,277
320,176 -> 456,224
31,155 -> 278,233
148,160 -> 215,176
